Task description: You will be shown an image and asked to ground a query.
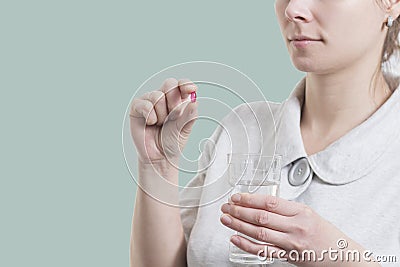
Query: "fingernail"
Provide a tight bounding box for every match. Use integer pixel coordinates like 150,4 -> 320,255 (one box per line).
231,194 -> 241,203
221,203 -> 231,213
231,235 -> 240,245
221,214 -> 232,225
190,91 -> 196,103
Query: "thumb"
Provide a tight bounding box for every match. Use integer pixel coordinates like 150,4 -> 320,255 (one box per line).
176,101 -> 198,137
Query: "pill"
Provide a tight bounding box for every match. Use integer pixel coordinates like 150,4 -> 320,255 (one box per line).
190,91 -> 197,103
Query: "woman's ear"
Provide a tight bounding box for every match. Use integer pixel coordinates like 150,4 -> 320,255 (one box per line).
389,0 -> 400,19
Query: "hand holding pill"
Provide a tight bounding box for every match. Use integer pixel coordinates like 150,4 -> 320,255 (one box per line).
129,78 -> 198,165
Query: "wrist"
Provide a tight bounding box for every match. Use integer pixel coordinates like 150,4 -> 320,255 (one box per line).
137,157 -> 180,185
138,157 -> 179,173
136,158 -> 181,205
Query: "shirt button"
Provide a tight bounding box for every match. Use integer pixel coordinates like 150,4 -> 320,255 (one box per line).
288,157 -> 313,186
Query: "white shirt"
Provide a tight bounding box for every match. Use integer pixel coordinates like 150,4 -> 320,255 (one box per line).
179,75 -> 400,266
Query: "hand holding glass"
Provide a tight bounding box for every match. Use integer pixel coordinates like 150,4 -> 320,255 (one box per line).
227,153 -> 282,265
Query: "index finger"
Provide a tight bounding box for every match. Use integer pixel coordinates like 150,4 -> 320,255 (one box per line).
160,78 -> 180,113
178,78 -> 198,100
229,193 -> 303,217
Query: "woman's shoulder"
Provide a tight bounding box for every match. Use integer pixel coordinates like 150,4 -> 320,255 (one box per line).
220,100 -> 285,128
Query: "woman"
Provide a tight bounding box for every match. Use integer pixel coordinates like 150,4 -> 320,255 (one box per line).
129,0 -> 400,266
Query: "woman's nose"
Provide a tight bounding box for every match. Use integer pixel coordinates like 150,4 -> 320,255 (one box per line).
284,0 -> 313,23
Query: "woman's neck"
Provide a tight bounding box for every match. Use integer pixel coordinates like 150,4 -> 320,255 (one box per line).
300,67 -> 392,155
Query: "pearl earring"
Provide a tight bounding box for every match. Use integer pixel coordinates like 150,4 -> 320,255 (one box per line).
387,15 -> 394,28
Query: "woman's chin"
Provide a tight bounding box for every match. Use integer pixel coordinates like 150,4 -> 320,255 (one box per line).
292,60 -> 318,73
291,57 -> 331,74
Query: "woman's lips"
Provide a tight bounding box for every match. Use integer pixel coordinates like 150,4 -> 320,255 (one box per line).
290,39 -> 322,48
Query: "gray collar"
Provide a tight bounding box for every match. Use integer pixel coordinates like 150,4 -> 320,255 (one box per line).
275,76 -> 400,185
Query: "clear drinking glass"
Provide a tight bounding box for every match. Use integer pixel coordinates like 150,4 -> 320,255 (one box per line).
227,153 -> 282,265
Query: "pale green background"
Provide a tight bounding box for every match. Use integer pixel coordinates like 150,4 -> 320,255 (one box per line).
1,1 -> 303,266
